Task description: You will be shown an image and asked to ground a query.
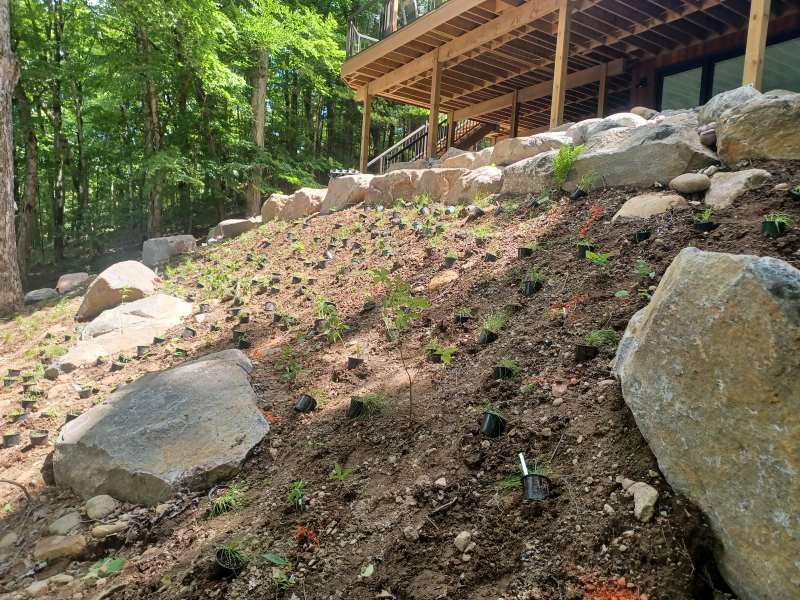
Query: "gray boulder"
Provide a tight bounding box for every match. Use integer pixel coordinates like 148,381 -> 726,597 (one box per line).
321,174 -> 373,214
499,150 -> 556,195
717,91 -> 800,164
207,217 -> 261,241
53,350 -> 268,506
612,192 -> 688,222
76,260 -> 158,322
704,169 -> 772,209
142,235 -> 196,268
613,248 -> 800,600
698,85 -> 761,125
668,173 -> 710,194
492,132 -> 569,166
565,120 -> 718,190
56,272 -> 89,295
24,288 -> 59,304
57,294 -> 192,372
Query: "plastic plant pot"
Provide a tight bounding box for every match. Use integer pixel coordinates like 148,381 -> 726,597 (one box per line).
264,302 -> 277,313
8,411 -> 26,424
239,314 -> 250,324
454,313 -> 472,324
693,221 -> 718,233
569,188 -> 587,201
493,365 -> 516,379
522,474 -> 551,501
271,273 -> 281,284
484,252 -> 498,263
174,348 -> 188,358
21,374 -> 33,382
232,329 -> 247,344
294,394 -> 317,413
346,398 -> 366,419
324,249 -> 335,260
517,247 -> 534,258
3,432 -> 20,447
317,260 -> 329,269
199,303 -> 210,314
269,286 -> 280,295
78,387 -> 92,399
210,323 -> 220,332
212,548 -> 247,579
233,296 -> 244,307
21,383 -> 34,393
20,398 -> 37,410
7,369 -> 21,378
444,256 -> 457,268
183,327 -> 196,339
291,275 -> 302,284
574,344 -> 599,363
3,377 -> 14,388
153,336 -> 166,345
230,307 -> 242,317
790,188 -> 800,201
521,280 -> 542,296
137,345 -> 150,358
65,413 -> 80,423
762,221 -> 787,237
426,351 -> 443,364
631,230 -> 651,243
236,338 -> 251,349
577,244 -> 595,259
479,329 -> 498,344
30,430 -> 49,446
185,294 -> 196,302
346,357 -> 364,370
110,361 -> 125,372
479,412 -> 506,437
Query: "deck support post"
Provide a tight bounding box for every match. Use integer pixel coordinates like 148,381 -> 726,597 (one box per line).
390,0 -> 399,33
359,92 -> 372,172
597,62 -> 607,117
550,0 -> 571,129
426,50 -> 442,159
446,111 -> 456,149
509,89 -> 520,138
742,0 -> 771,90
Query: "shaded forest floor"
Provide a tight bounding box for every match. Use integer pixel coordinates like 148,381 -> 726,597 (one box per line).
1,160 -> 799,600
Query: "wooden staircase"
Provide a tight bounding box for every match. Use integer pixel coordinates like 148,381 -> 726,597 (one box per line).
366,118 -> 497,174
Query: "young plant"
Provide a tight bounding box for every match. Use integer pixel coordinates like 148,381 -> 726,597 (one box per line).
495,358 -> 520,376
425,337 -> 458,366
482,310 -> 509,334
351,392 -> 389,419
763,212 -> 794,228
527,455 -> 553,477
553,143 -> 585,187
482,401 -> 505,419
584,329 -> 620,348
455,306 -> 473,319
316,296 -> 345,344
370,269 -> 430,419
330,463 -> 353,483
634,258 -> 655,280
472,223 -> 496,242
277,346 -> 303,383
578,172 -> 597,192
287,480 -> 306,511
523,268 -> 545,284
585,250 -> 610,267
210,483 -> 245,517
693,208 -> 714,223
216,538 -> 249,574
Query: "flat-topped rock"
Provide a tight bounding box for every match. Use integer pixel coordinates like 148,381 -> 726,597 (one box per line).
142,235 -> 196,268
669,173 -> 710,194
53,350 -> 268,505
24,288 -> 59,304
705,169 -> 772,209
56,272 -> 89,295
207,217 -> 261,241
492,131 -> 570,166
321,174 -> 373,214
76,261 -> 158,322
612,192 -> 688,222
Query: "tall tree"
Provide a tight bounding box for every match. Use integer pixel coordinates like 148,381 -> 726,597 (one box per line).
246,48 -> 267,217
0,0 -> 23,313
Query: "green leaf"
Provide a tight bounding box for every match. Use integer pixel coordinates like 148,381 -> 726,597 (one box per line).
360,563 -> 374,578
263,552 -> 290,565
614,290 -> 629,298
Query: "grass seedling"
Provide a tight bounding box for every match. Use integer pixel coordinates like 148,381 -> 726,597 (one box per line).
352,392 -> 388,419
482,401 -> 505,419
482,310 -> 509,334
210,482 -> 245,517
472,223 -> 496,241
523,268 -> 545,284
584,329 -> 620,348
330,463 -> 353,483
287,480 -> 306,511
763,212 -> 794,227
216,538 -> 249,572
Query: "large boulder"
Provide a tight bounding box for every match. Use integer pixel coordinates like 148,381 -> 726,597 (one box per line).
567,112 -> 647,146
565,120 -> 718,190
445,166 -> 504,205
440,147 -> 493,170
57,294 -> 193,372
364,169 -> 422,205
53,350 -> 269,506
611,192 -> 688,222
75,261 -> 158,322
492,132 -> 570,166
613,248 -> 800,600
261,193 -> 290,222
500,150 -> 556,195
207,217 -> 260,241
321,174 -> 373,214
142,235 -> 196,268
704,169 -> 772,209
717,91 -> 800,164
417,168 -> 469,201
24,288 -> 59,305
698,85 -> 761,126
56,272 -> 89,295
282,188 -> 326,220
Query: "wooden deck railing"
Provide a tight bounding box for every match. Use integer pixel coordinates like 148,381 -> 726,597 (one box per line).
347,0 -> 448,58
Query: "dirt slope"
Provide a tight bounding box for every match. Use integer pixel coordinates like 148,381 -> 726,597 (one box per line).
1,160 -> 798,600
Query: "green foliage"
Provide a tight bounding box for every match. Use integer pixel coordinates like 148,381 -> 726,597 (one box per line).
693,208 -> 714,223
352,392 -> 388,419
495,358 -> 520,375
330,463 -> 353,483
287,480 -> 306,510
763,212 -> 794,226
481,401 -> 505,419
369,269 -> 430,337
85,556 -> 125,579
277,346 -> 303,383
553,144 -> 585,187
316,296 -> 345,343
584,329 -> 620,348
425,337 -> 458,366
523,268 -> 545,284
471,223 -> 496,240
210,483 -> 246,517
634,258 -> 655,280
482,310 -> 509,334
578,173 -> 597,192
473,192 -> 492,209
585,250 -> 610,267
216,538 -> 249,571
614,289 -> 629,298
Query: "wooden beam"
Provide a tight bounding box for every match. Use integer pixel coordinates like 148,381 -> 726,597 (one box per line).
359,93 -> 372,172
509,89 -> 520,138
342,0 -> 490,78
597,61 -> 607,117
452,58 -> 623,121
550,0 -> 571,129
446,111 -> 456,148
427,52 -> 443,158
390,0 -> 399,32
742,0 -> 771,90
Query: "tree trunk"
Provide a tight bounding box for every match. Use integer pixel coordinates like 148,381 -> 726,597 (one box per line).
138,26 -> 161,238
48,0 -> 66,261
73,83 -> 89,239
0,0 -> 23,314
14,83 -> 38,284
246,48 -> 268,217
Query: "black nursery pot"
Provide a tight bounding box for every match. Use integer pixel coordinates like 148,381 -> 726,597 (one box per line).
493,365 -> 515,379
444,256 -> 457,268
478,329 -> 498,344
570,187 -> 587,201
174,348 -> 188,357
763,221 -> 787,237
631,230 -> 651,243
3,377 -> 14,388
426,350 -> 443,364
20,398 -> 37,410
110,361 -> 125,372
3,432 -> 20,447
183,327 -> 196,339
577,244 -> 595,259
78,387 -> 92,399
153,336 -> 166,345
65,412 -> 80,423
7,369 -> 21,378
484,252 -> 497,263
30,430 -> 49,446
232,329 -> 247,344
21,374 -> 33,382
454,313 -> 471,324
522,474 -> 551,501
521,280 -> 542,296
239,314 -> 250,324
789,188 -> 800,201
199,303 -> 210,314
231,307 -> 242,317
479,412 -> 506,438
574,344 -> 599,363
346,398 -> 366,419
211,549 -> 246,579
517,247 -> 534,258
291,275 -> 302,284
346,357 -> 364,370
137,345 -> 150,358
294,394 -> 317,413
693,221 -> 718,233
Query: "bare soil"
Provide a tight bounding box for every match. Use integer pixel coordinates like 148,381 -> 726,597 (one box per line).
1,159 -> 798,600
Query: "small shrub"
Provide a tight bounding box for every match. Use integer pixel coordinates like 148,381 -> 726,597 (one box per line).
584,329 -> 620,348
553,143 -> 585,187
495,358 -> 520,375
693,207 -> 713,223
277,346 -> 302,383
523,268 -> 545,284
482,310 -> 509,334
585,250 -> 610,267
352,392 -> 388,419
634,258 -> 655,280
425,337 -> 458,366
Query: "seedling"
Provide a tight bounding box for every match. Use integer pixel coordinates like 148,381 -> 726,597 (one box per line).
693,208 -> 718,232
316,296 -> 345,344
762,212 -> 794,237
517,243 -> 536,258
494,358 -> 520,379
287,480 -> 306,511
454,306 -> 473,323
444,250 -> 458,267
210,483 -> 245,517
278,346 -> 303,383
790,184 -> 800,200
634,258 -> 655,280
472,223 -> 495,243
585,250 -> 610,267
479,310 -> 509,343
214,538 -> 249,577
425,337 -> 458,366
576,238 -> 595,258
347,392 -> 388,419
330,463 -> 353,483
553,143 -> 585,187
480,401 -> 506,437
519,452 -> 552,501
584,329 -> 620,348
521,269 -> 545,295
